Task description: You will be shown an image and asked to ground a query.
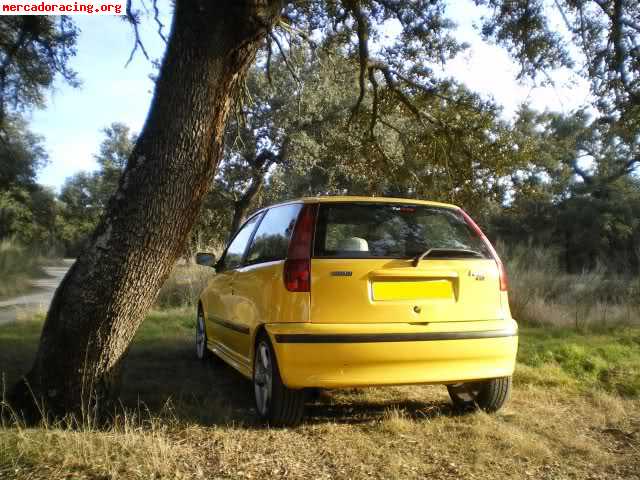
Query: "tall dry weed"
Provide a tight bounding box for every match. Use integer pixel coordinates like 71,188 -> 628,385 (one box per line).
500,242 -> 640,329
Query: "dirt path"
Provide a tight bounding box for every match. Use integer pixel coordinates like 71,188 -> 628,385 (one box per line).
0,259 -> 74,326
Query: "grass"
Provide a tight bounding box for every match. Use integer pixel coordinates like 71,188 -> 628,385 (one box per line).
0,240 -> 49,300
1,311 -> 639,479
154,264 -> 214,309
502,242 -> 640,330
516,327 -> 640,396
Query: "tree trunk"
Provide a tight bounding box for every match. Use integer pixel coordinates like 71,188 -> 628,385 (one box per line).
230,175 -> 266,235
11,0 -> 282,420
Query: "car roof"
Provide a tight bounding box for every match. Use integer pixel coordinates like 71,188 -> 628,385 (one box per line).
253,196 -> 460,216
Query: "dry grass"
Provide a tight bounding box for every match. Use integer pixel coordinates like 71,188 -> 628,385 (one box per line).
512,297 -> 640,330
1,310 -> 639,479
1,387 -> 638,479
502,243 -> 640,331
154,264 -> 215,309
1,418 -> 191,479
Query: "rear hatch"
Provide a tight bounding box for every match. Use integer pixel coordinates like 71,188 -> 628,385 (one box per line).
310,202 -> 504,324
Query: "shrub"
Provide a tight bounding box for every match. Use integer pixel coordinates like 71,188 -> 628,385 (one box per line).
0,239 -> 47,299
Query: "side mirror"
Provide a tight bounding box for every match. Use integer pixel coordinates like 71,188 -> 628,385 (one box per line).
195,252 -> 216,268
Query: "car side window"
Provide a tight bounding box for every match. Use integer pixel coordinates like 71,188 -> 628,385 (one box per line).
219,214 -> 262,271
245,204 -> 302,265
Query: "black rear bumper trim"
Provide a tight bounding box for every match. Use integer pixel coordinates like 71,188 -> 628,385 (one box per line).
274,328 -> 517,344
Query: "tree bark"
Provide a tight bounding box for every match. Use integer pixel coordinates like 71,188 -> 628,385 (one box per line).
11,0 -> 282,420
229,173 -> 266,235
229,150 -> 279,235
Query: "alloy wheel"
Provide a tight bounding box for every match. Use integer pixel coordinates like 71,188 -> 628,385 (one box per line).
254,340 -> 273,417
196,312 -> 206,359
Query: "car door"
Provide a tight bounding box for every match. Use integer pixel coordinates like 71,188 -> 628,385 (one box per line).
202,213 -> 262,367
229,203 -> 304,361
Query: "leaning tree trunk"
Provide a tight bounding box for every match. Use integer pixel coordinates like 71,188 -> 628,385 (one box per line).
11,0 -> 282,420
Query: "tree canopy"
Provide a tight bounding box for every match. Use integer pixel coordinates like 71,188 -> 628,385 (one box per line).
0,16 -> 77,125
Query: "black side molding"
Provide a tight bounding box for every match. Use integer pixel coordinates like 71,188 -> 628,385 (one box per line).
213,318 -> 250,335
274,328 -> 517,344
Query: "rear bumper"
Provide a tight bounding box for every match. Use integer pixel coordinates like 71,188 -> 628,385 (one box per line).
265,320 -> 518,389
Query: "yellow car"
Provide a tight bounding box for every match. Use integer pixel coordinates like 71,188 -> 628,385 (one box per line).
195,196 -> 518,425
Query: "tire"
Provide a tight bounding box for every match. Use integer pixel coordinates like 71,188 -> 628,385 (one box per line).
253,334 -> 305,426
195,307 -> 212,361
447,376 -> 512,413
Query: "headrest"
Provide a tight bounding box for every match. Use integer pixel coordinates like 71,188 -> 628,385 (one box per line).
337,237 -> 369,252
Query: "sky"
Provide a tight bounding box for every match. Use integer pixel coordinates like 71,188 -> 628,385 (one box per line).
31,1 -> 593,190
32,14 -> 166,189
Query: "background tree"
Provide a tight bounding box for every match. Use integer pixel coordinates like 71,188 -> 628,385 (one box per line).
0,16 -> 77,252
94,123 -> 137,203
273,81 -> 524,210
56,123 -> 135,256
0,115 -> 57,248
211,47 -> 529,233
490,106 -> 640,273
56,172 -> 104,256
209,48 -> 354,238
0,16 -> 77,127
0,115 -> 47,190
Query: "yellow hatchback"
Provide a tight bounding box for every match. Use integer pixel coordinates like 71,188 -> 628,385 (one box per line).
195,197 -> 518,425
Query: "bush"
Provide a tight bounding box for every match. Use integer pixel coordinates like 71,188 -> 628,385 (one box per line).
0,239 -> 47,299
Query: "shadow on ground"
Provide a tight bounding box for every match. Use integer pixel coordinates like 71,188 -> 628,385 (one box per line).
121,341 -> 257,425
1,319 -> 453,428
122,339 -> 453,427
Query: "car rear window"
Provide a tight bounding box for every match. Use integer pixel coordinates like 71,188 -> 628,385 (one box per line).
313,203 -> 491,259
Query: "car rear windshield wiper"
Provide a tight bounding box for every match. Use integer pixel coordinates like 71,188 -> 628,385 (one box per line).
412,248 -> 484,267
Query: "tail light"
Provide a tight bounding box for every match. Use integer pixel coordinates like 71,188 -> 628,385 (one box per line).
284,204 -> 317,292
460,209 -> 508,291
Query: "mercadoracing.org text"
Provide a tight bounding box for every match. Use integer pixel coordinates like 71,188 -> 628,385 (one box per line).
1,0 -> 124,15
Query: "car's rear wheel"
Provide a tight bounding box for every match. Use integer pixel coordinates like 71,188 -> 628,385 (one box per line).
195,308 -> 211,361
447,376 -> 512,413
254,334 -> 305,426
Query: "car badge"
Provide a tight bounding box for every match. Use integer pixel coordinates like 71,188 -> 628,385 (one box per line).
468,270 -> 486,281
330,271 -> 353,277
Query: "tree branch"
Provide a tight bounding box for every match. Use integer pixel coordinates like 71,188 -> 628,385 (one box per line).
265,36 -> 274,86
577,3 -> 596,75
268,31 -> 300,84
345,0 -> 370,114
368,66 -> 379,137
152,0 -> 167,44
125,0 -> 150,67
607,0 -> 630,89
375,64 -> 439,125
379,119 -> 405,136
601,156 -> 640,183
0,20 -> 32,123
253,149 -> 279,171
277,17 -> 317,48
